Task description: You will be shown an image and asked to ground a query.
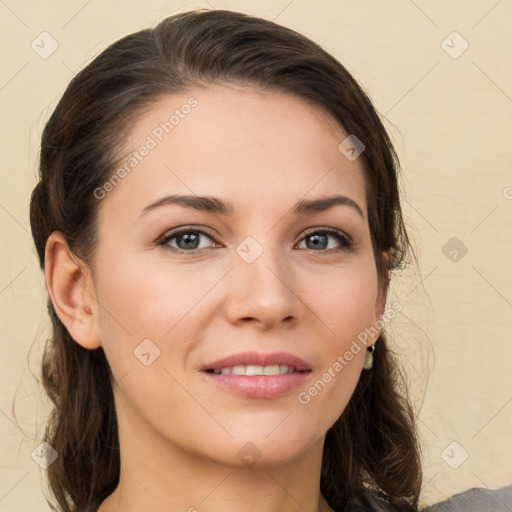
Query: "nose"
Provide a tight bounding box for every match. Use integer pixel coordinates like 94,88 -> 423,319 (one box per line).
223,242 -> 302,330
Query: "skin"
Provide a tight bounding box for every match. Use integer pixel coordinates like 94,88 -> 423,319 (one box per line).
45,84 -> 387,512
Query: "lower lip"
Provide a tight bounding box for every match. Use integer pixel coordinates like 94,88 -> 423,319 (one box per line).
202,371 -> 311,399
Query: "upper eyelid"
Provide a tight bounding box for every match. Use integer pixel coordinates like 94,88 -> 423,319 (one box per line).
301,226 -> 351,240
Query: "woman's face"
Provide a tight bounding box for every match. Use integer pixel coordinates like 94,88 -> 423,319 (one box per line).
87,84 -> 386,468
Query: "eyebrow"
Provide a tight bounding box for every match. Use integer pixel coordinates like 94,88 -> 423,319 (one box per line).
140,194 -> 365,219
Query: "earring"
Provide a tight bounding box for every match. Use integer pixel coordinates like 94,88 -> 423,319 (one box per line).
363,344 -> 376,370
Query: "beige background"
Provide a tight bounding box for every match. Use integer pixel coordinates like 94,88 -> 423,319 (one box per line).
1,0 -> 511,510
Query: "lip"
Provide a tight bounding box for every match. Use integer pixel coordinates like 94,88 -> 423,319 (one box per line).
203,372 -> 310,399
201,351 -> 312,399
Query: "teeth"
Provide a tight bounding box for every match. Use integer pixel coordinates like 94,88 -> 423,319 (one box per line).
232,365 -> 247,375
263,365 -> 280,375
212,365 -> 295,376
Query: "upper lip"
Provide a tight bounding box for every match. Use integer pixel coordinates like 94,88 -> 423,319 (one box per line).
203,351 -> 312,372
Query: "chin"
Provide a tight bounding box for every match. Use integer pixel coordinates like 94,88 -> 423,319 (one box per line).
218,423 -> 322,469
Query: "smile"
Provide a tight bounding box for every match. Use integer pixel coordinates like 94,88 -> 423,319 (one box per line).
208,364 -> 297,376
201,351 -> 312,399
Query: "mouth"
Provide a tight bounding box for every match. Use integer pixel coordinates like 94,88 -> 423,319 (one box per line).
201,351 -> 312,399
205,364 -> 300,376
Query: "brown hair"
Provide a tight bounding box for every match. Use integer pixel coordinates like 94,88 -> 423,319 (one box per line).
30,9 -> 421,511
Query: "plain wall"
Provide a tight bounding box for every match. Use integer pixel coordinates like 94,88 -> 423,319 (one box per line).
1,0 -> 511,510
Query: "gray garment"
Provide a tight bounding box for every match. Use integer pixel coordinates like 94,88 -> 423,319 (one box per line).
423,485 -> 512,512
341,485 -> 512,511
81,484 -> 512,511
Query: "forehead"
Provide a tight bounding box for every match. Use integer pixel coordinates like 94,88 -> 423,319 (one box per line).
101,84 -> 367,220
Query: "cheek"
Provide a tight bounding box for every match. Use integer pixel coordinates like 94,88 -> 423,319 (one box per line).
92,251 -> 224,373
95,248 -> 209,329
94,258 -> 182,357
305,257 -> 380,338
294,259 -> 378,420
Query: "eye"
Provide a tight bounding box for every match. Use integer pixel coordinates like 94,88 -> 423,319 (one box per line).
159,228 -> 220,252
158,226 -> 353,254
296,227 -> 353,252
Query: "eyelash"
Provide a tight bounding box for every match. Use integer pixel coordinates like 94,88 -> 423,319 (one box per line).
157,226 -> 353,254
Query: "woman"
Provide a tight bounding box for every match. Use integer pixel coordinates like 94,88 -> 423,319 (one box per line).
29,9 -> 511,512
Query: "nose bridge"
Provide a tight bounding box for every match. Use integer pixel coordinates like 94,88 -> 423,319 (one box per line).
227,233 -> 298,326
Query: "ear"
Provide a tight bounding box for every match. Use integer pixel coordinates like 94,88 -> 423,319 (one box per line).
44,231 -> 101,349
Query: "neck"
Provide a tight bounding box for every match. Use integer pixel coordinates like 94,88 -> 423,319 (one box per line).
98,404 -> 334,512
